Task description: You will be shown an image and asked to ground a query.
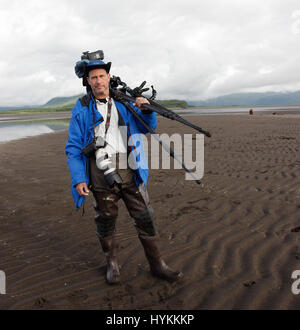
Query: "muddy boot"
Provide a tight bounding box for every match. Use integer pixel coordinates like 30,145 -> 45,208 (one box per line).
138,235 -> 183,282
98,236 -> 120,284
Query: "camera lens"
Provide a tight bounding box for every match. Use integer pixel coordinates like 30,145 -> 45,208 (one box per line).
95,149 -> 123,188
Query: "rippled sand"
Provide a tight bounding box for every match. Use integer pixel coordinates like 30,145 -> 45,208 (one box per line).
0,112 -> 300,310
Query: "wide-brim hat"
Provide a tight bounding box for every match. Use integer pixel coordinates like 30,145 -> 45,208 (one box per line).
86,60 -> 111,74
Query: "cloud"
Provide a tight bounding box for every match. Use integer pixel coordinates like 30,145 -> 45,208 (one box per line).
0,0 -> 300,106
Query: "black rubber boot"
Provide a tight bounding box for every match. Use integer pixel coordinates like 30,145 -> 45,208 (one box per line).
98,236 -> 120,284
139,235 -> 183,282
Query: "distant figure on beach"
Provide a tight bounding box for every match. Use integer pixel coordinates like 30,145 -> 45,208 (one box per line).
65,51 -> 183,284
249,109 -> 254,115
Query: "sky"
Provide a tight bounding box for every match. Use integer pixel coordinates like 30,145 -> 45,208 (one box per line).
1,0 -> 300,106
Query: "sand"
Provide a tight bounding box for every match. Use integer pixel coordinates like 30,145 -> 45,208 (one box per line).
0,112 -> 300,310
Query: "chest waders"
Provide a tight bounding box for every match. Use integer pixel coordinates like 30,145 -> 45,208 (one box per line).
88,96 -> 182,284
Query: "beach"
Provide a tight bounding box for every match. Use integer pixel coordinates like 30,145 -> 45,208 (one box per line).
0,112 -> 300,310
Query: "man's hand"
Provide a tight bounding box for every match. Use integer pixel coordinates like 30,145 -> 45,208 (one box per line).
76,182 -> 90,196
133,97 -> 150,111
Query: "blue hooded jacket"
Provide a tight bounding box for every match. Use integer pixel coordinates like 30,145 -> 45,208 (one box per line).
65,93 -> 157,209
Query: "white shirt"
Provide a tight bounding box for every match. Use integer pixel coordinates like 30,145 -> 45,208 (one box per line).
94,98 -> 127,156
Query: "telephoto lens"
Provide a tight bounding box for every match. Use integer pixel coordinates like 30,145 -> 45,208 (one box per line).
95,149 -> 123,188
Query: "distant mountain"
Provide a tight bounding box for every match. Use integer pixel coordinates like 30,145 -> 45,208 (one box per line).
43,95 -> 189,109
189,91 -> 300,107
42,94 -> 84,107
3,90 -> 300,112
155,100 -> 189,108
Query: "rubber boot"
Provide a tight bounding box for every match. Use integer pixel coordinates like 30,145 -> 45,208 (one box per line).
138,235 -> 183,282
98,236 -> 120,284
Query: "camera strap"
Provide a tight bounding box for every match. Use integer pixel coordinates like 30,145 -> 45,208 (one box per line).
92,96 -> 112,145
104,97 -> 112,136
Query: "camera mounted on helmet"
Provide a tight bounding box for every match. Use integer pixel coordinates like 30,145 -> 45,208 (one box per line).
81,50 -> 104,61
75,50 -> 111,88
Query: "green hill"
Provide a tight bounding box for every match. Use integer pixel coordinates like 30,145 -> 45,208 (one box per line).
43,95 -> 189,109
155,99 -> 189,108
42,94 -> 84,108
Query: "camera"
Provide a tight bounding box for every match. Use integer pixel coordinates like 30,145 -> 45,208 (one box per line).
81,50 -> 104,61
82,140 -> 123,188
75,50 -> 106,88
81,140 -> 99,158
95,149 -> 123,188
81,135 -> 107,158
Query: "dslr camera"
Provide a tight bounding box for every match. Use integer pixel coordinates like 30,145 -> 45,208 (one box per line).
82,137 -> 123,189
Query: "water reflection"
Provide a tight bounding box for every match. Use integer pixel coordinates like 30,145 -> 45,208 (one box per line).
0,119 -> 69,142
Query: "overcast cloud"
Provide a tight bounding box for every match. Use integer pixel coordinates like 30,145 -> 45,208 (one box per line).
1,0 -> 300,106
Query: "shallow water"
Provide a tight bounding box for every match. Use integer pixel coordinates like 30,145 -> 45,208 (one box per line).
0,119 -> 69,142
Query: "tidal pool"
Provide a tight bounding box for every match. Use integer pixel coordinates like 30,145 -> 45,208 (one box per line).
0,119 -> 69,142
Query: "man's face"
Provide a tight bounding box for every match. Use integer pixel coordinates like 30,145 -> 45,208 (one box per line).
87,68 -> 110,98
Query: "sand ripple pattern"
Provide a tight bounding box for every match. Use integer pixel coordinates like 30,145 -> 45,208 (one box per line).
1,114 -> 300,309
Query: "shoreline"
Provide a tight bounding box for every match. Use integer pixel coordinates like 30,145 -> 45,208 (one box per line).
1,106 -> 300,123
0,111 -> 71,123
1,111 -> 300,144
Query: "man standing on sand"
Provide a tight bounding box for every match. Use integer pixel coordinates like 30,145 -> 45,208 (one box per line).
65,54 -> 183,284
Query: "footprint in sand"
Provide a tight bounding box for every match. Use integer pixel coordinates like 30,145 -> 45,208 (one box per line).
291,227 -> 300,233
243,281 -> 256,288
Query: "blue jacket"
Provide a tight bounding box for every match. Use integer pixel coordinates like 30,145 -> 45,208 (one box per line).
65,93 -> 157,209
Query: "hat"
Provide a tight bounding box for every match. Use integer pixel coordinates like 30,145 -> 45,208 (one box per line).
86,60 -> 111,74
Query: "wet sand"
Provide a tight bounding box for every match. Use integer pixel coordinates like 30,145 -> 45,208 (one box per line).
0,112 -> 300,310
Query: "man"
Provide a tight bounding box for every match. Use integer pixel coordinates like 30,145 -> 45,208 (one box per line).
65,57 -> 183,284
